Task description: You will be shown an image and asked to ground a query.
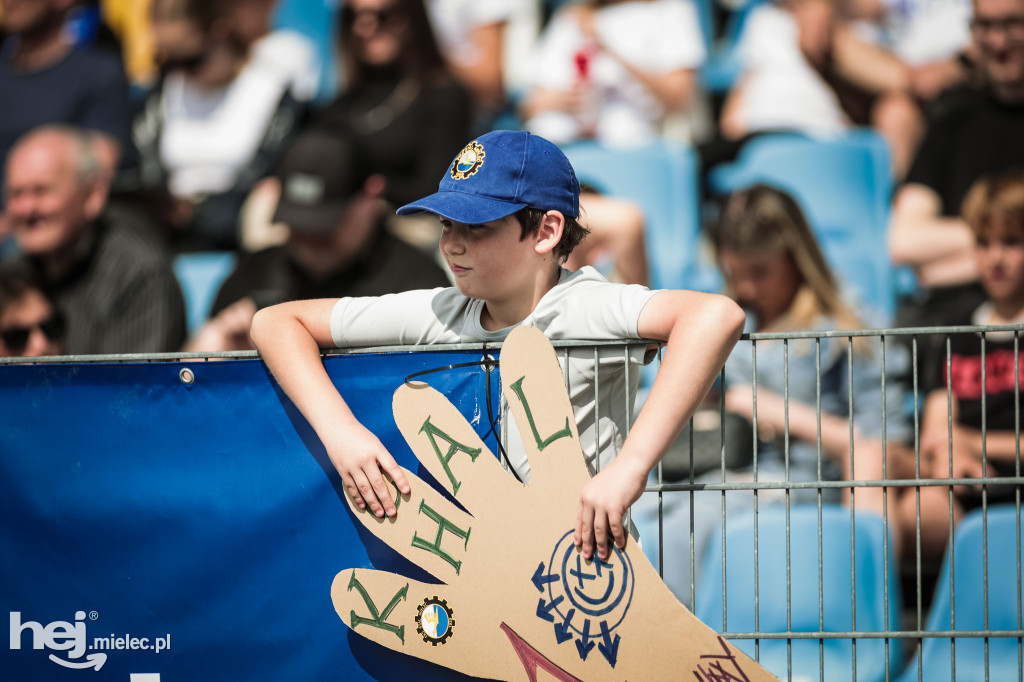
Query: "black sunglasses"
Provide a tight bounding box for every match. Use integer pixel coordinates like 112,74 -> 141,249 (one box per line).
1,315 -> 65,354
970,15 -> 1024,37
341,5 -> 404,29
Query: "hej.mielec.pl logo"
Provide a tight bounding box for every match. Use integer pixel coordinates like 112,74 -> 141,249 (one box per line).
10,610 -> 170,671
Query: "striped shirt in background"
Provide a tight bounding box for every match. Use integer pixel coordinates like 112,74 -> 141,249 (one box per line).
24,209 -> 186,355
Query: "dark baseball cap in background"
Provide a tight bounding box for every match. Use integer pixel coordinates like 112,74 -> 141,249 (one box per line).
272,129 -> 368,236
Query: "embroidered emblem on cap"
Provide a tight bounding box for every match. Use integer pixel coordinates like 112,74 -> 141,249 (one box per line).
450,141 -> 485,180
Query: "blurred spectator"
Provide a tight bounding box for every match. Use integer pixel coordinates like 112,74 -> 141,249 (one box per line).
0,0 -> 130,182
424,0 -> 513,115
521,0 -> 704,148
716,0 -> 928,177
0,262 -> 65,357
132,0 -> 309,251
313,0 -> 472,211
900,169 -> 1024,558
186,129 -> 448,352
852,0 -> 973,99
633,184 -> 911,604
568,191 -> 650,286
4,125 -> 185,354
888,0 -> 1024,333
226,0 -> 319,102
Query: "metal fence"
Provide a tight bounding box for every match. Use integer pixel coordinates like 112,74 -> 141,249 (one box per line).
3,325 -> 1022,682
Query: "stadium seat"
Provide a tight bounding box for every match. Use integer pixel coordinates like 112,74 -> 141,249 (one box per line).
173,251 -> 237,336
562,140 -> 701,293
898,504 -> 1024,682
696,504 -> 903,682
706,129 -> 897,321
700,0 -> 770,93
272,0 -> 337,102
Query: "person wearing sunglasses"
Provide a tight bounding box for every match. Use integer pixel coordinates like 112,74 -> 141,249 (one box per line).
0,264 -> 65,358
130,0 -> 310,251
312,0 -> 471,215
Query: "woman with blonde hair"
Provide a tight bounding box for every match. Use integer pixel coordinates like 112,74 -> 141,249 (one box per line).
634,184 -> 912,605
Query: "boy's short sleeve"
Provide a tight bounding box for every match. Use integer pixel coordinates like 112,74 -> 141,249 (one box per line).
537,269 -> 656,340
330,289 -> 450,348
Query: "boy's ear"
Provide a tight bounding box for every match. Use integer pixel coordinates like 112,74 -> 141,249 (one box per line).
534,210 -> 565,256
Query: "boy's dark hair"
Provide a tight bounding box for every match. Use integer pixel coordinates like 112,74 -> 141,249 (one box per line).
513,207 -> 590,263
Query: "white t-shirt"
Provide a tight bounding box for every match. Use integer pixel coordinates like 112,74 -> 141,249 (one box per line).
525,0 -> 705,147
733,4 -> 849,136
330,266 -> 658,480
876,0 -> 971,65
160,30 -> 317,200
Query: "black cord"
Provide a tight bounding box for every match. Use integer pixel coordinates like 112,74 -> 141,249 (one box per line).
403,353 -> 523,483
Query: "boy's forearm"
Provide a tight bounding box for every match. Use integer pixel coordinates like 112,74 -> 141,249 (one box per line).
250,302 -> 360,439
625,292 -> 745,475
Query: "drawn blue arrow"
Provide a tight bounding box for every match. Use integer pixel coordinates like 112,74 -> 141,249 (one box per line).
598,620 -> 620,668
554,608 -> 576,644
575,618 -> 596,660
532,562 -> 558,592
536,595 -> 563,622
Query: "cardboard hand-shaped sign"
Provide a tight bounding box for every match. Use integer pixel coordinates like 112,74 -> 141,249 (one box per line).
333,325 -> 777,681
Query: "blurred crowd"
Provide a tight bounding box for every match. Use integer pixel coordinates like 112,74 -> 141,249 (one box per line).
0,0 -> 1022,580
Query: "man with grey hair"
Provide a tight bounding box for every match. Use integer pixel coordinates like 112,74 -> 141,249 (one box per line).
3,125 -> 185,354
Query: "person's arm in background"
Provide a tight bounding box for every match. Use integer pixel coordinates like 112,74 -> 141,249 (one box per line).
575,290 -> 746,560
921,388 -> 1023,474
888,183 -> 979,288
183,297 -> 257,352
724,384 -> 865,459
572,4 -> 697,113
446,20 -> 507,113
250,299 -> 411,517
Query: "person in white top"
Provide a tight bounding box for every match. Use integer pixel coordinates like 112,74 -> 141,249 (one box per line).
251,130 -> 745,562
139,0 -> 314,249
425,0 -> 513,112
521,0 -> 705,148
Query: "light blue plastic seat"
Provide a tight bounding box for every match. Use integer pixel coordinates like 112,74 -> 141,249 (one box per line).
706,130 -> 897,321
173,252 -> 238,335
899,504 -> 1024,682
697,504 -> 903,682
700,0 -> 771,93
562,140 -> 701,293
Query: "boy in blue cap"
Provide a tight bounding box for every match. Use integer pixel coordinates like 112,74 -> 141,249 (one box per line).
251,130 -> 745,561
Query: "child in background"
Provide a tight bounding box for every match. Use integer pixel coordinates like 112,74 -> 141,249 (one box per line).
905,169 -> 1024,559
250,129 -> 745,561
634,184 -> 911,605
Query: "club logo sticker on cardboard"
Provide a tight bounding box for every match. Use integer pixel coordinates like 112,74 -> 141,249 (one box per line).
450,142 -> 485,180
416,597 -> 455,646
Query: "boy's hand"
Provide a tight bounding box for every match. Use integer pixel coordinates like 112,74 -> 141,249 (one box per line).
327,423 -> 410,518
575,458 -> 647,561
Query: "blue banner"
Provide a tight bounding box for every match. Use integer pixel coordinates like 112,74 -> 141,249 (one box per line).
1,351 -> 501,681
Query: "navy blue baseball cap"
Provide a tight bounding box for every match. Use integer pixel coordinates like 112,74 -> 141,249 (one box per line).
396,130 -> 580,223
